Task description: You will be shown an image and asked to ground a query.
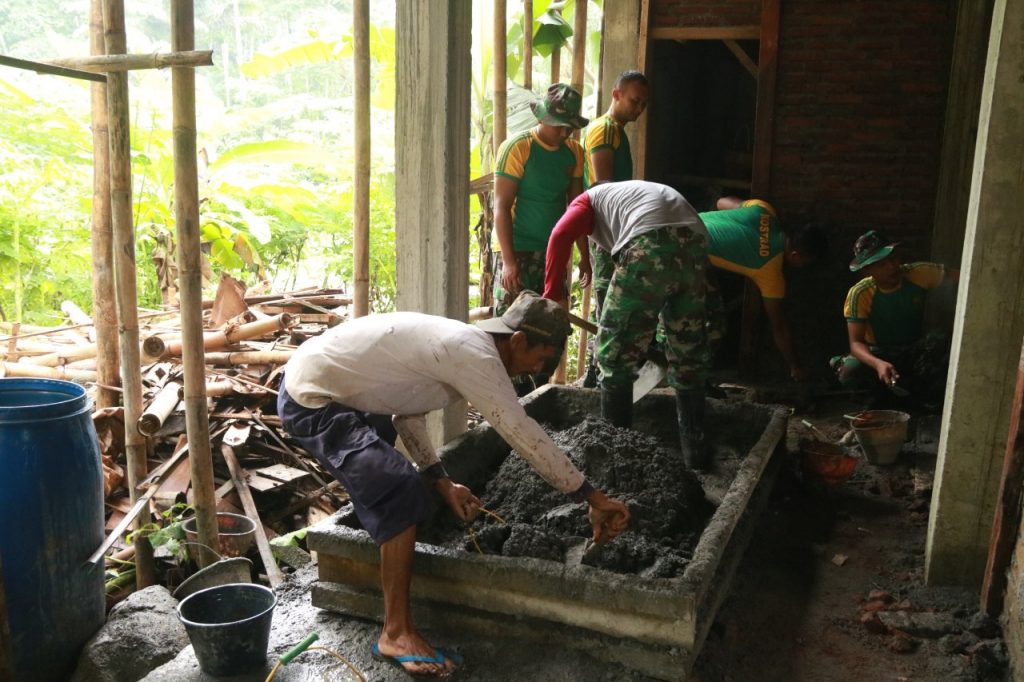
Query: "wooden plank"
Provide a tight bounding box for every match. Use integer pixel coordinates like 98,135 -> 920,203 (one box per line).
650,26 -> 761,41
981,341 -> 1024,615
220,444 -> 285,587
247,464 -> 310,493
723,39 -> 758,78
153,453 -> 192,506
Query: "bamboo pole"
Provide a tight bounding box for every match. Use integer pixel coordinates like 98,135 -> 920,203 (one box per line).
202,350 -> 293,365
570,0 -> 587,93
46,50 -> 213,73
0,54 -> 105,82
523,0 -> 533,89
494,0 -> 508,156
353,0 -> 370,318
576,286 -> 592,378
157,313 -> 293,357
171,0 -> 219,570
102,0 -> 149,533
88,0 -> 119,409
22,336 -> 163,367
137,381 -> 182,437
0,362 -> 98,382
551,46 -> 561,84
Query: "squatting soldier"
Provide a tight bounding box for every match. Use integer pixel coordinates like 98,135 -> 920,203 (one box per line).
543,180 -> 712,468
831,230 -> 959,405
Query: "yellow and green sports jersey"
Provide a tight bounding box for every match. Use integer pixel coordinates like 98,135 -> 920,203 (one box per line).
844,262 -> 946,347
583,114 -> 633,188
699,200 -> 786,299
495,130 -> 584,252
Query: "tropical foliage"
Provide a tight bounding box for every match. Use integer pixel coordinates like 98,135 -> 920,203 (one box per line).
0,0 -> 602,344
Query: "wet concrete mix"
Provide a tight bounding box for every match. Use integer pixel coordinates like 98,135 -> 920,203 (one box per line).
423,416 -> 715,577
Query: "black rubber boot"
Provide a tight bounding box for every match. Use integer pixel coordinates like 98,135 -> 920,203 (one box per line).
676,388 -> 708,469
601,385 -> 632,429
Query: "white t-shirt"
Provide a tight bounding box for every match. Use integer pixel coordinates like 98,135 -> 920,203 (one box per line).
283,312 -> 586,494
587,180 -> 707,255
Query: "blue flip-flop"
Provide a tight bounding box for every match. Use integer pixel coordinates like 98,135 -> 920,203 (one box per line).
371,642 -> 464,676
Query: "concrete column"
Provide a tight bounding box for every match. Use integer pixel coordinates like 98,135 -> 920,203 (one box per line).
395,1 -> 472,444
599,1 -> 643,156
925,0 -> 1024,586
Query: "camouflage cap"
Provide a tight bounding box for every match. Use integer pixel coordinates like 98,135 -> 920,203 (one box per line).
849,230 -> 900,272
476,290 -> 570,347
530,83 -> 589,129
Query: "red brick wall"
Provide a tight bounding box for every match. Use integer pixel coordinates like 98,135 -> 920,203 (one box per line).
649,0 -> 956,374
652,0 -> 761,28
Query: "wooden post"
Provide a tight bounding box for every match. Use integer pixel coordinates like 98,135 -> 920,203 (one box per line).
89,0 -> 118,409
634,0 -> 651,178
981,341 -> 1024,615
171,0 -> 219,569
739,0 -> 780,377
523,0 -> 533,89
570,0 -> 587,93
353,0 -> 370,318
102,0 -> 149,526
494,0 -> 508,156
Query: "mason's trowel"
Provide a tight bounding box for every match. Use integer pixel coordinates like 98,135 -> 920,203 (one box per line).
565,537 -> 601,567
632,359 -> 667,403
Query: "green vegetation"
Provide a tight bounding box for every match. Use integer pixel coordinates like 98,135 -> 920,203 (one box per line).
0,0 -> 602,374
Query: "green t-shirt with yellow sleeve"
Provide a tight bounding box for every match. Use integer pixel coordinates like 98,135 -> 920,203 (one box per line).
494,130 -> 584,252
583,114 -> 633,189
700,199 -> 786,299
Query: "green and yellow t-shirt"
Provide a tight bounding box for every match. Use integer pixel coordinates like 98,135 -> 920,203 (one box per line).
844,262 -> 946,348
583,114 -> 633,188
494,130 -> 584,252
700,199 -> 785,299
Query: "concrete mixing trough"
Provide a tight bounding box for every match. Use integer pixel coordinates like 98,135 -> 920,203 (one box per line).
308,385 -> 789,680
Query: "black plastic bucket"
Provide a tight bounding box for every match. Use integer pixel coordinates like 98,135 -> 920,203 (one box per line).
177,583 -> 277,675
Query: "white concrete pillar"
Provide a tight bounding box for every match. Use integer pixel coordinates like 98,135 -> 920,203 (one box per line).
395,1 -> 472,444
926,0 -> 1024,586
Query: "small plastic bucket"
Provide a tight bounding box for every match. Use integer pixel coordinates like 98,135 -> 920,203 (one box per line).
177,582 -> 277,675
799,438 -> 858,486
850,410 -> 910,465
182,512 -> 257,558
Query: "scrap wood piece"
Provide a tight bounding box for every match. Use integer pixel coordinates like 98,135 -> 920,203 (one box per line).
161,313 -> 294,357
153,452 -> 192,507
209,272 -> 249,327
202,350 -> 293,366
246,463 -> 311,492
220,443 -> 284,587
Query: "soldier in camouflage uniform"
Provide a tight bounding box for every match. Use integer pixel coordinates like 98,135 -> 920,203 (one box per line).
543,180 -> 712,468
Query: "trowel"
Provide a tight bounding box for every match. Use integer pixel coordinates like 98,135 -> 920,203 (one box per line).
632,359 -> 667,403
565,537 -> 601,566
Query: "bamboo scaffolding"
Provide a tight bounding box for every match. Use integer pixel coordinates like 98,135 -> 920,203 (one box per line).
103,0 -> 152,587
353,0 -> 370,318
156,313 -> 293,357
171,0 -> 219,570
46,49 -> 213,73
494,0 -> 508,155
523,0 -> 533,89
137,381 -> 182,437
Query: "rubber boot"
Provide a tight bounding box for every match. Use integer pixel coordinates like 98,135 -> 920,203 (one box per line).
601,385 -> 632,429
676,388 -> 708,469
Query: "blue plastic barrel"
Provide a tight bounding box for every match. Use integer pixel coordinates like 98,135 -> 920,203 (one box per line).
0,378 -> 105,681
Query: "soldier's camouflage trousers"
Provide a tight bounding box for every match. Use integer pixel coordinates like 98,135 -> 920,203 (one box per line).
493,250 -> 548,316
598,226 -> 710,391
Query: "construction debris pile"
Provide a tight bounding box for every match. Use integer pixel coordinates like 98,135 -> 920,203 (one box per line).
0,277 -> 352,607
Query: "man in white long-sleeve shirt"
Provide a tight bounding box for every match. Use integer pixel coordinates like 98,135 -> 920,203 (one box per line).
277,291 -> 629,677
